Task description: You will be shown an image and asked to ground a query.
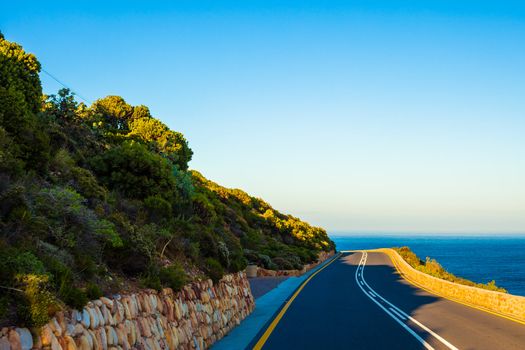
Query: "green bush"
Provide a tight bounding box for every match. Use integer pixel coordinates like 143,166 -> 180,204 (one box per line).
89,141 -> 180,202
0,35 -> 336,327
159,264 -> 187,291
395,247 -> 507,293
70,167 -> 107,200
61,286 -> 88,310
204,258 -> 224,284
272,257 -> 295,270
85,282 -> 103,300
144,195 -> 172,222
16,274 -> 58,327
139,271 -> 162,291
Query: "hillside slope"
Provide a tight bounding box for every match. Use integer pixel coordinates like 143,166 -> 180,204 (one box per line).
0,34 -> 334,327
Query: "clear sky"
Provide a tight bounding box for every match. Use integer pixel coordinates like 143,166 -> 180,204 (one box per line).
2,1 -> 524,234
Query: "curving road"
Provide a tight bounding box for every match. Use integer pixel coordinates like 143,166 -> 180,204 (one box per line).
252,251 -> 525,349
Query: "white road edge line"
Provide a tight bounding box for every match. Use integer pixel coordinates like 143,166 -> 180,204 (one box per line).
359,252 -> 459,350
358,252 -> 459,350
354,253 -> 435,350
389,307 -> 407,320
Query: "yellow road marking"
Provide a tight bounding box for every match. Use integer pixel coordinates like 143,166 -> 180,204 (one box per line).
252,252 -> 342,350
379,250 -> 525,327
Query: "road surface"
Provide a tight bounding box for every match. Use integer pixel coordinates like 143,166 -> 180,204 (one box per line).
252,251 -> 525,349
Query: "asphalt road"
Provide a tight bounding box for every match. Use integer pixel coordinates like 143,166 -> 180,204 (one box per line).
254,251 -> 525,350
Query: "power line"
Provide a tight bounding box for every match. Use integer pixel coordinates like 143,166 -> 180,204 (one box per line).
41,68 -> 90,104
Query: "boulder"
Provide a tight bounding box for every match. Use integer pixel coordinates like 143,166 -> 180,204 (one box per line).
81,309 -> 91,328
15,328 -> 32,350
0,337 -> 11,350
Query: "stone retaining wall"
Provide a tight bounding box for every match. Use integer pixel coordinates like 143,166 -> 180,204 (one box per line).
0,272 -> 254,350
380,248 -> 525,322
257,250 -> 334,277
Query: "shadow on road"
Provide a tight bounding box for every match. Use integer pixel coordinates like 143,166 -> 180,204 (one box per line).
341,252 -> 450,350
260,252 -> 443,349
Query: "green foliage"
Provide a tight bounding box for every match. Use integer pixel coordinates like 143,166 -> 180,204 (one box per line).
128,116 -> 193,170
34,186 -> 122,249
85,282 -> 103,300
44,88 -> 80,123
16,274 -> 58,328
70,167 -> 107,200
204,258 -> 225,284
61,286 -> 88,311
139,267 -> 162,291
144,195 -> 172,222
0,34 -> 335,326
0,34 -> 42,113
90,141 -> 180,202
159,264 -> 187,291
0,36 -> 51,173
191,170 -> 335,270
395,247 -> 507,293
91,95 -> 134,133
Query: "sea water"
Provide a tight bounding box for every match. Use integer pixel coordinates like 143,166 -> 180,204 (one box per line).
331,235 -> 525,296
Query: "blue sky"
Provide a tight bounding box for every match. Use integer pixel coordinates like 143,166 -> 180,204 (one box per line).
2,1 -> 524,233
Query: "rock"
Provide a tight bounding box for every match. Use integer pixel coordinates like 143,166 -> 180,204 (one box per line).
82,330 -> 94,350
72,310 -> 82,323
0,337 -> 11,350
64,336 -> 77,350
76,335 -> 90,350
73,324 -> 85,336
93,328 -> 105,350
49,317 -> 63,336
81,309 -> 91,328
51,335 -> 62,350
57,311 -> 67,330
100,297 -> 113,308
8,329 -> 22,350
88,307 -> 99,329
108,327 -> 118,346
15,328 -> 32,350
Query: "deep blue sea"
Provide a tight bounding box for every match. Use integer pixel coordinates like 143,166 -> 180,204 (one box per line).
331,235 -> 525,296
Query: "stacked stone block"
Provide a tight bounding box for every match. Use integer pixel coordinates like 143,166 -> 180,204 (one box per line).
1,272 -> 254,350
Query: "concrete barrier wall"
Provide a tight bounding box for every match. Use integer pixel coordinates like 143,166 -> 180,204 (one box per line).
0,272 -> 254,350
379,248 -> 525,322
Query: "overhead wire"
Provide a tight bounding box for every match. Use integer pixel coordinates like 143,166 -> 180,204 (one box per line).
41,68 -> 90,104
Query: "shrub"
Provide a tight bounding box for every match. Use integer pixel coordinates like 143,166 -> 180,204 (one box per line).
159,264 -> 186,291
16,274 -> 58,327
144,195 -> 172,222
61,286 -> 88,310
272,257 -> 295,270
204,258 -> 224,284
139,272 -> 162,291
89,141 -> 180,202
228,253 -> 247,272
395,247 -> 507,293
70,167 -> 107,200
85,282 -> 103,300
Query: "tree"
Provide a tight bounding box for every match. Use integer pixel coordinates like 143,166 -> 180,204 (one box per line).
90,95 -> 134,133
0,33 -> 42,114
89,141 -> 180,203
128,116 -> 193,170
0,34 -> 50,172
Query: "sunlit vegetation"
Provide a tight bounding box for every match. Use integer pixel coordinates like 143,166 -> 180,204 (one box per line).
0,34 -> 335,327
394,247 -> 506,293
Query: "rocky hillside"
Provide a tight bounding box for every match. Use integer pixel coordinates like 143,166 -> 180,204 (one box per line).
0,33 -> 334,328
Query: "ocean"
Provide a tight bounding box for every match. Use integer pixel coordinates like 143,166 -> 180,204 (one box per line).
331,235 -> 525,296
